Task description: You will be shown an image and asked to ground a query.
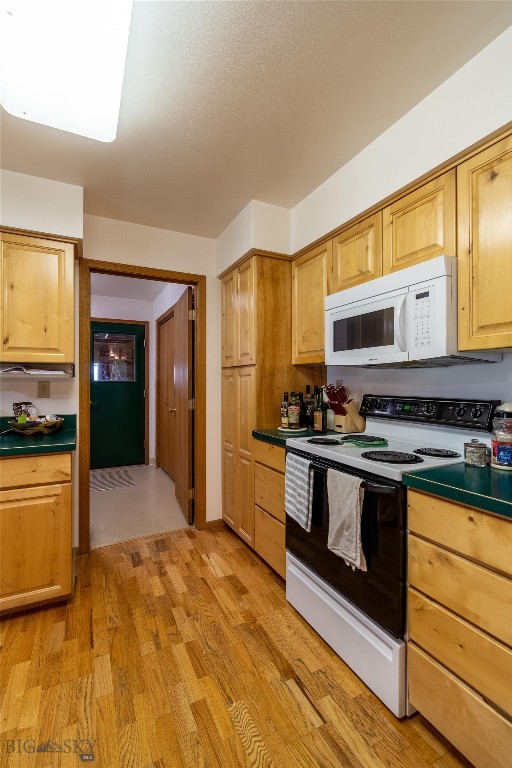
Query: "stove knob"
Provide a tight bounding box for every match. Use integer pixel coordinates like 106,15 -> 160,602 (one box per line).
455,405 -> 466,418
375,399 -> 382,409
424,403 -> 436,416
471,407 -> 483,419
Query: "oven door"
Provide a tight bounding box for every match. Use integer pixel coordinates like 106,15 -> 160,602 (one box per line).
325,289 -> 409,366
285,454 -> 406,638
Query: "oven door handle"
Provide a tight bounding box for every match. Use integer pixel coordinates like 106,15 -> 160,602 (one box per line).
361,481 -> 397,495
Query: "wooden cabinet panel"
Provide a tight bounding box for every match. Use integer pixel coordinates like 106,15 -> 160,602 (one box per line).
408,643 -> 512,768
236,259 -> 255,366
0,453 -> 71,490
328,212 -> 383,293
0,482 -> 72,612
254,505 -> 285,579
221,271 -> 236,368
457,134 -> 512,350
382,170 -> 456,274
408,534 -> 512,647
292,241 -> 330,364
254,441 -> 286,474
408,490 -> 512,577
236,455 -> 254,546
408,588 -> 512,717
254,463 -> 285,524
0,232 -> 74,363
222,448 -> 236,530
237,366 -> 255,459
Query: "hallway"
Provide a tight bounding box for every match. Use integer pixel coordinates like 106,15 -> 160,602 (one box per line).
90,464 -> 192,548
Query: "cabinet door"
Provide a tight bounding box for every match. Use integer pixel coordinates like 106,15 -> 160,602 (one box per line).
382,170 -> 456,274
0,232 -> 74,363
457,135 -> 512,350
221,270 -> 236,368
0,483 -> 72,612
221,369 -> 237,529
328,212 -> 383,293
292,241 -> 330,364
236,259 -> 255,366
235,367 -> 256,545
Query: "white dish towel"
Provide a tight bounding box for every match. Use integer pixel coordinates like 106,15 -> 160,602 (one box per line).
285,453 -> 314,532
327,468 -> 367,571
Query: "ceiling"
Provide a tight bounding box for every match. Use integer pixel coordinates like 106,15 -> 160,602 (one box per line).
1,1 -> 511,240
90,273 -> 170,301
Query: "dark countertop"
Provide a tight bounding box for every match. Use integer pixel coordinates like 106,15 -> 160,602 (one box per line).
403,462 -> 512,520
0,415 -> 77,457
252,427 -> 336,448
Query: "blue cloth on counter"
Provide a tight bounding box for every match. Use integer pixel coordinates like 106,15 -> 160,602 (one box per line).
285,453 -> 314,531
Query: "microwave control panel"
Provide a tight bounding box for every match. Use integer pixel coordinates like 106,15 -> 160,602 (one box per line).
411,290 -> 433,349
360,395 -> 500,431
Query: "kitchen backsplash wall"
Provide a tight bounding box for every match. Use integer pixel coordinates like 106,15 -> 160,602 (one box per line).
328,354 -> 512,406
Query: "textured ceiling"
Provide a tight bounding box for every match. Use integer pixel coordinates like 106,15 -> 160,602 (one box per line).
1,1 -> 511,239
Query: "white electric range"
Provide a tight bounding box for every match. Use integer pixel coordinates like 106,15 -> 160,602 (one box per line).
284,394 -> 499,718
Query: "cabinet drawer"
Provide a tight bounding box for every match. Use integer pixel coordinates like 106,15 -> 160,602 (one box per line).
254,440 -> 285,474
408,490 -> 512,577
408,588 -> 512,718
0,453 -> 72,490
408,535 -> 512,647
254,462 -> 285,523
408,643 -> 512,768
254,505 -> 285,579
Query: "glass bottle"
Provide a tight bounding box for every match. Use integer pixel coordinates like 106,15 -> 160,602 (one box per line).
491,402 -> 512,470
304,384 -> 315,429
313,386 -> 327,433
280,392 -> 289,428
288,392 -> 301,429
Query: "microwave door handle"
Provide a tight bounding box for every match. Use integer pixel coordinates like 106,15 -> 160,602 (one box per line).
395,294 -> 407,352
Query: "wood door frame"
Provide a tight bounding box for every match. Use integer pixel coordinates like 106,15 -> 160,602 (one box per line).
91,317 -> 150,465
79,259 -> 207,554
155,303 -> 175,471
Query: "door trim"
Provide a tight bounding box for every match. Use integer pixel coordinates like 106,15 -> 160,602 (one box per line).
79,259 -> 207,553
91,317 -> 150,465
155,304 -> 175,472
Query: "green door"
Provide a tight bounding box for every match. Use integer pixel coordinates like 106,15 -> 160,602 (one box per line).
90,321 -> 146,469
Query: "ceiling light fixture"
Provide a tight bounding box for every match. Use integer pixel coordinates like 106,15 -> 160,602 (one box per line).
0,0 -> 133,142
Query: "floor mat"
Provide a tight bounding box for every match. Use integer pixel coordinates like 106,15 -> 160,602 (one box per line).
90,467 -> 136,492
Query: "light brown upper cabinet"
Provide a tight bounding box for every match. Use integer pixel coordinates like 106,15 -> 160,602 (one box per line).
328,211 -> 383,294
221,258 -> 255,367
292,240 -> 330,364
382,170 -> 456,274
0,232 -> 75,363
457,134 -> 512,350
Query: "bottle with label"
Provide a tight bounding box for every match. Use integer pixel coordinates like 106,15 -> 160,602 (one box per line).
304,384 -> 315,429
288,392 -> 301,429
280,392 -> 289,428
491,402 -> 512,470
313,386 -> 327,433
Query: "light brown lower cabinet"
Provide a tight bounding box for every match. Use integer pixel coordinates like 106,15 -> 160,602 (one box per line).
0,452 -> 72,613
407,489 -> 512,768
253,441 -> 286,578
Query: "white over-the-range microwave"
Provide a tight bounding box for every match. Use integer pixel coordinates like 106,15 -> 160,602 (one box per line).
325,255 -> 502,367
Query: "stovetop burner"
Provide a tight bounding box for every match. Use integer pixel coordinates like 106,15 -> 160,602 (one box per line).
413,447 -> 461,458
339,434 -> 384,442
307,437 -> 340,445
361,450 -> 424,464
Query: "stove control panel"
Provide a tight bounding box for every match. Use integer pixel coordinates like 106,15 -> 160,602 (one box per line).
359,395 -> 500,431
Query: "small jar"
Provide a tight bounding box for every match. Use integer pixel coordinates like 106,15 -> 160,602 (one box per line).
464,439 -> 487,467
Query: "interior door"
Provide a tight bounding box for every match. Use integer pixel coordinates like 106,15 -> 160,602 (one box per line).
174,288 -> 194,523
158,312 -> 176,479
90,321 -> 146,469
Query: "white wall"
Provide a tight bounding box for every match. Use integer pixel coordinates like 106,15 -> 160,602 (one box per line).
216,200 -> 291,275
84,215 -> 221,522
291,27 -> 512,252
0,169 -> 83,238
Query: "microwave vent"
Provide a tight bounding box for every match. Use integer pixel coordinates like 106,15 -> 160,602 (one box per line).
361,355 -> 502,369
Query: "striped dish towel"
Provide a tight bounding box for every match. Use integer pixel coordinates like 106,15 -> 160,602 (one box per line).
285,453 -> 314,531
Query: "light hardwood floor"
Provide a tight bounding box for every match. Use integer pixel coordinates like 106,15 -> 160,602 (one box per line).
0,525 -> 472,768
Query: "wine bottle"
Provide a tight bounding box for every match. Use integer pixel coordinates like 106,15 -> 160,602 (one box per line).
304,384 -> 315,429
313,386 -> 327,433
281,392 -> 289,428
288,392 -> 301,429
